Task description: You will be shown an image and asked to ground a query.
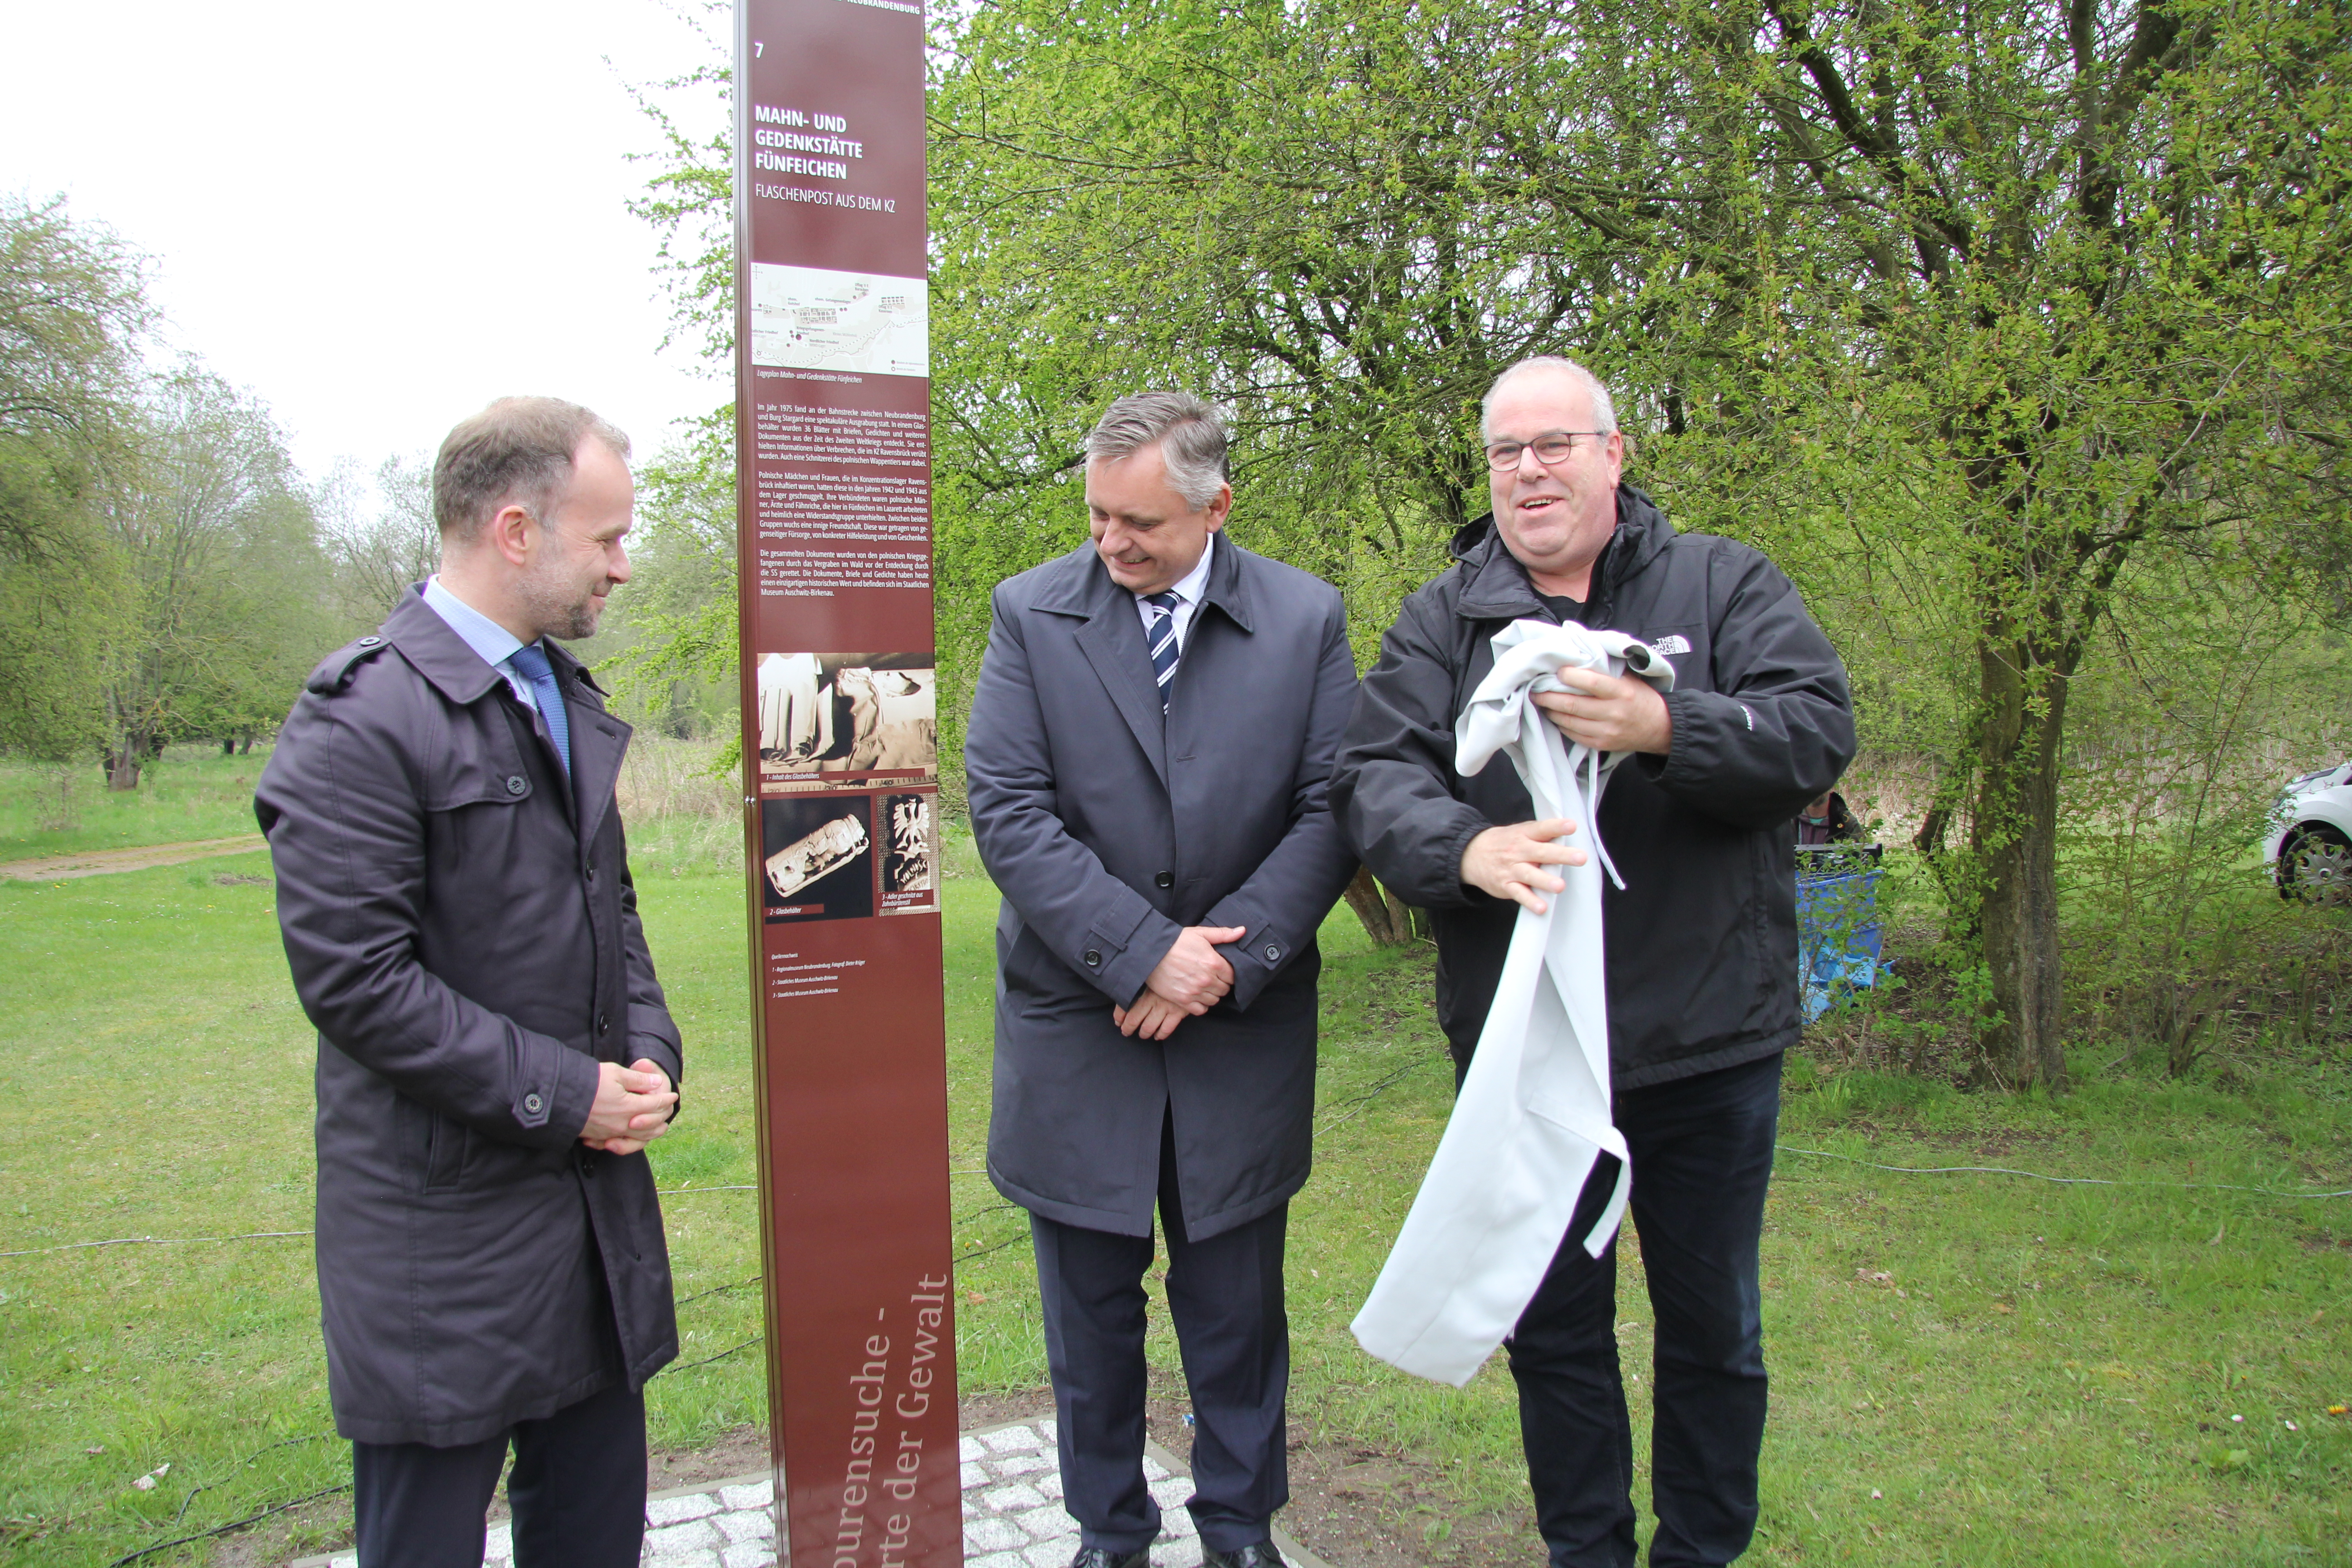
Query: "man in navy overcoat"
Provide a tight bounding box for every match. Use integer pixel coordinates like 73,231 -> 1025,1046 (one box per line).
966,392 -> 1358,1568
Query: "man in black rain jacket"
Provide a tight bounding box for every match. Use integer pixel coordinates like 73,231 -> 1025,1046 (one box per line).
1329,357 -> 1853,1568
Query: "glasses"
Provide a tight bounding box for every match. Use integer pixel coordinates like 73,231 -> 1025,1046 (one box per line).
1485,431 -> 1607,471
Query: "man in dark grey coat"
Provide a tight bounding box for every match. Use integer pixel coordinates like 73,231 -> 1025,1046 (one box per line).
1331,357 -> 1854,1568
257,397 -> 684,1568
966,393 -> 1358,1568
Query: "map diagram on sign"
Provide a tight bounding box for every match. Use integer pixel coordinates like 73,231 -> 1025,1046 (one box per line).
750,263 -> 929,377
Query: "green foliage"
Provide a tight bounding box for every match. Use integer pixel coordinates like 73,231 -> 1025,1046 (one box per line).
0,193 -> 150,536
92,368 -> 338,782
0,194 -> 151,762
2,198 -> 360,777
924,0 -> 1649,670
598,406 -> 742,757
1619,0 -> 2352,1085
0,485 -> 111,765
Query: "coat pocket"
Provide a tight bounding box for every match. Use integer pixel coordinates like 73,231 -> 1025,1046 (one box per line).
396,1095 -> 470,1195
424,1113 -> 468,1193
422,697 -> 538,811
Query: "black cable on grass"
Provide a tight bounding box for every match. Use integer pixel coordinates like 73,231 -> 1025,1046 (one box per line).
955,1235 -> 1024,1267
106,1483 -> 351,1567
1313,1052 -> 1446,1138
666,1335 -> 763,1375
2,1186 -> 758,1259
1775,1143 -> 2352,1198
168,1431 -> 338,1525
0,1230 -> 312,1259
675,1275 -> 762,1308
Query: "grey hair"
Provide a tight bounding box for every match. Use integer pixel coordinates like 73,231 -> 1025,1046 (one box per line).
433,396 -> 632,542
1084,392 -> 1230,510
1480,356 -> 1618,440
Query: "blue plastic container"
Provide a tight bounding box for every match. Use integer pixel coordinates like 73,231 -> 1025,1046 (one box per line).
1796,866 -> 1884,1020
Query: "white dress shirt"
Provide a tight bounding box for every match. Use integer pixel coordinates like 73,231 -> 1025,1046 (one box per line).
1132,533 -> 1215,654
421,576 -> 544,715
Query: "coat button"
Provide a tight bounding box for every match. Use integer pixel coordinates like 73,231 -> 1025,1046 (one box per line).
524,1093 -> 543,1113
597,1011 -> 611,1035
1083,949 -> 1102,967
505,775 -> 527,796
357,635 -> 382,647
585,863 -> 597,883
1265,944 -> 1280,961
1155,871 -> 1174,888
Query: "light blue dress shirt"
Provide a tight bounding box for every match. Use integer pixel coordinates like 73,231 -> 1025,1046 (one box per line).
421,576 -> 543,715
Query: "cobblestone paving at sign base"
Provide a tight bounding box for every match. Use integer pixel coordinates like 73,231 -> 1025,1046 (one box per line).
296,1418 -> 1327,1568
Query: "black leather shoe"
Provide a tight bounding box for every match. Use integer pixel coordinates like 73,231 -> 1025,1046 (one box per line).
1069,1549 -> 1149,1568
1201,1544 -> 1288,1568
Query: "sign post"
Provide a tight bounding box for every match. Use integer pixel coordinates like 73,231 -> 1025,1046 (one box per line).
731,0 -> 961,1561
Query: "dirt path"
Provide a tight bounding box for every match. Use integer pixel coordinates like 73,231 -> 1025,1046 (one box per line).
0,833 -> 267,882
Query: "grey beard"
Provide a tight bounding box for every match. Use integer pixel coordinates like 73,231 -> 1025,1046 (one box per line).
519,568 -> 603,642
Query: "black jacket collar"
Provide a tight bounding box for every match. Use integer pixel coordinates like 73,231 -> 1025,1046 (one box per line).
383,585 -> 607,705
1448,485 -> 1677,622
383,588 -> 507,706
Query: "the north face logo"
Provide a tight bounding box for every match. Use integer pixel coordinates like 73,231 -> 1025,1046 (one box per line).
1651,634 -> 1693,656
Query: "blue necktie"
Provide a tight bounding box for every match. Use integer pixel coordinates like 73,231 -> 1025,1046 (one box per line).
507,643 -> 571,778
1142,592 -> 1182,711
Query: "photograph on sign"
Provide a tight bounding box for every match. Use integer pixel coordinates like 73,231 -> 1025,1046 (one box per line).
878,791 -> 937,914
749,262 -> 929,377
755,650 -> 936,791
760,794 -> 876,922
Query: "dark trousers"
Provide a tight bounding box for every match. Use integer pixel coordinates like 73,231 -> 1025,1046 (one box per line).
351,1380 -> 647,1568
1031,1116 -> 1290,1556
1506,1051 -> 1782,1568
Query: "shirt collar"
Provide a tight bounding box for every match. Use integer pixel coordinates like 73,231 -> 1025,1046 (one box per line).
1140,533 -> 1215,608
421,575 -> 529,671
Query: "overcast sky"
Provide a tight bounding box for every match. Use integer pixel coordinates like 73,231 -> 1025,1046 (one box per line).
2,0 -> 732,489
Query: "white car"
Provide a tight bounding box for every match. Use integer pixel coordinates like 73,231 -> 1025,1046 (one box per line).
2265,759 -> 2352,904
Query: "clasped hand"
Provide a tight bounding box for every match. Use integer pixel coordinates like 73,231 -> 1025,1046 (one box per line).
580,1058 -> 677,1156
1529,664 -> 1672,755
1112,924 -> 1245,1041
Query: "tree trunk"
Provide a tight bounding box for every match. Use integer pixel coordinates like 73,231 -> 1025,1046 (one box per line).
108,719 -> 151,792
1342,864 -> 1416,946
1967,638 -> 2071,1090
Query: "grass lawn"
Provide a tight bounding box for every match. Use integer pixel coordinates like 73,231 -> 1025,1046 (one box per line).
1,804 -> 2348,1565
0,750 -> 273,863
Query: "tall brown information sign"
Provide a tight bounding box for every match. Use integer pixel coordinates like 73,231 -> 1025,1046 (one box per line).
732,0 -> 960,1562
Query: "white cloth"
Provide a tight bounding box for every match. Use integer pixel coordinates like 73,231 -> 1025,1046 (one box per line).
1350,619 -> 1676,1387
1130,533 -> 1213,653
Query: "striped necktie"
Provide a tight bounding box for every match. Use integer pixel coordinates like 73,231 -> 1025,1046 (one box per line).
1142,591 -> 1182,712
507,642 -> 572,778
